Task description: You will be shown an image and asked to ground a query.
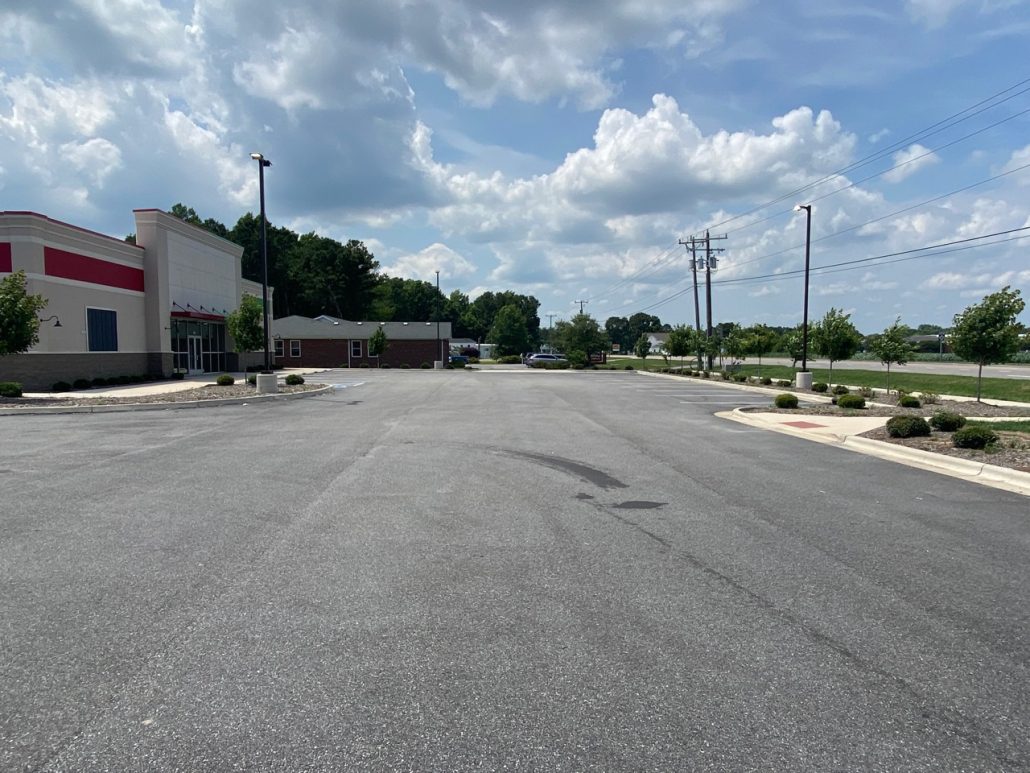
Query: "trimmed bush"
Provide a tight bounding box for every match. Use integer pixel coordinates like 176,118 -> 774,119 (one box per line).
929,411 -> 966,432
215,374 -> 235,386
115,375 -> 131,385
761,376 -> 772,385
400,363 -> 410,369
774,393 -> 799,409
74,378 -> 92,390
920,391 -> 940,404
52,381 -> 72,392
952,425 -> 998,450
496,355 -> 522,364
733,373 -> 748,382
886,415 -> 931,438
381,363 -> 392,369
359,362 -> 370,368
701,371 -> 711,379
812,382 -> 828,393
0,381 -> 24,398
420,362 -> 432,369
836,394 -> 866,409
247,375 -> 257,386
90,377 -> 108,388
858,386 -> 875,399
720,370 -> 730,380
777,379 -> 791,387
898,395 -> 921,408
624,364 -> 634,370
284,373 -> 305,385
831,384 -> 849,395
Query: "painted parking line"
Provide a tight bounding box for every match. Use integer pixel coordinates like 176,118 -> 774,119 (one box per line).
332,381 -> 366,390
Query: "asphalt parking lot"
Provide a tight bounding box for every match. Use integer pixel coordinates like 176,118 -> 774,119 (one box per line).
3,369 -> 1028,770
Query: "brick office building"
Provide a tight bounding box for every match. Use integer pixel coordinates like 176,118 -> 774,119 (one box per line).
272,315 -> 451,368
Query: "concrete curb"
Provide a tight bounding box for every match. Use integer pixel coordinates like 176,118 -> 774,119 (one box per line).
0,384 -> 334,417
636,368 -> 836,403
721,407 -> 1030,497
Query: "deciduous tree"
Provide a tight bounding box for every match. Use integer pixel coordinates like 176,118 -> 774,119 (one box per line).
870,317 -> 914,393
811,308 -> 861,388
225,294 -> 266,353
0,271 -> 48,356
950,286 -> 1025,401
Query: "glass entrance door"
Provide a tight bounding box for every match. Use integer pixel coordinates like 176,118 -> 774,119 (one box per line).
188,336 -> 203,373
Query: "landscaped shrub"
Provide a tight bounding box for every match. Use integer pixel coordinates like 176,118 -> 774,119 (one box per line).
74,378 -> 92,390
761,376 -> 772,385
115,375 -> 131,385
468,357 -> 480,364
733,373 -> 748,382
886,415 -> 931,438
90,377 -> 108,388
445,363 -> 454,369
836,394 -> 866,409
247,375 -> 257,385
858,386 -> 875,399
812,382 -> 828,393
421,362 -> 431,369
777,379 -> 791,387
952,425 -> 998,450
0,381 -> 23,398
284,374 -> 305,385
898,394 -> 921,408
624,364 -> 634,370
929,411 -> 966,432
720,370 -> 730,380
400,363 -> 410,369
381,363 -> 392,369
831,384 -> 849,395
774,393 -> 799,409
171,372 -> 185,380
448,361 -> 462,369
920,391 -> 940,404
215,374 -> 235,386
52,381 -> 72,392
359,362 -> 370,368
496,355 -> 522,364
701,371 -> 711,378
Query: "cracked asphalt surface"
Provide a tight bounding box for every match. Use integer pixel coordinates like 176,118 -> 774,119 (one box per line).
2,369 -> 1028,771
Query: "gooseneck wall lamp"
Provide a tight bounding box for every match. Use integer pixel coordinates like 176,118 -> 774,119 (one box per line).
39,315 -> 62,328
251,152 -> 272,371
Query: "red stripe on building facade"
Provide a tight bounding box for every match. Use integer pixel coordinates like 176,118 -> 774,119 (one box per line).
0,242 -> 11,273
44,246 -> 144,292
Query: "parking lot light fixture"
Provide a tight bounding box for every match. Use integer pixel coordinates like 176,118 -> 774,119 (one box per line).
251,152 -> 272,371
794,203 -> 813,372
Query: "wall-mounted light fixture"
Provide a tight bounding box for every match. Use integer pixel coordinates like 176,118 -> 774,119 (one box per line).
38,315 -> 62,328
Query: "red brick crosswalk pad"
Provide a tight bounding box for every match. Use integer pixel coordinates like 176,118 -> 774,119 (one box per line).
780,420 -> 827,429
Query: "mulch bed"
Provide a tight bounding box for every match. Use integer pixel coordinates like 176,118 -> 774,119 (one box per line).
0,382 -> 323,408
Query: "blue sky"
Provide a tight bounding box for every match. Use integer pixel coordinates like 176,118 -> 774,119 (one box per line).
2,0 -> 1028,333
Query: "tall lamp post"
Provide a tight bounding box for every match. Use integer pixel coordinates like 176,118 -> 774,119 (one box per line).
793,203 -> 813,389
251,152 -> 272,372
435,269 -> 441,367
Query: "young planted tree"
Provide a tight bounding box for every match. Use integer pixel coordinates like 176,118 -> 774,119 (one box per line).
634,333 -> 652,361
949,286 -> 1025,401
723,325 -> 748,365
0,271 -> 48,356
368,325 -> 389,366
665,325 -> 696,369
811,308 -> 862,388
870,317 -> 914,393
225,294 -> 266,354
743,324 -> 779,378
781,324 -> 807,369
488,304 -> 532,357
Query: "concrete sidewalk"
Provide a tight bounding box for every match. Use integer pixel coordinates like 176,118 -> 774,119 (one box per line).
22,367 -> 329,400
722,408 -> 1030,497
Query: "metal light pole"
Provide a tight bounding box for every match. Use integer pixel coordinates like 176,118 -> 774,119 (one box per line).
794,204 -> 812,374
251,152 -> 272,371
435,269 -> 441,366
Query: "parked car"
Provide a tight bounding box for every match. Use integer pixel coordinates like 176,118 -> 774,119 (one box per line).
525,353 -> 567,367
449,355 -> 469,365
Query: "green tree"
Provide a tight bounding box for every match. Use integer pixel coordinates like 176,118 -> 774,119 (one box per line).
950,286 -> 1026,401
627,313 -> 663,348
665,325 -> 697,369
370,277 -> 441,321
368,325 -> 389,366
723,324 -> 747,363
0,271 -> 48,356
743,324 -> 779,378
552,313 -> 609,364
231,212 -> 300,317
225,294 -> 266,353
634,333 -> 652,360
870,317 -> 914,393
488,304 -> 532,356
288,234 -> 380,320
811,308 -> 862,388
605,316 -> 631,353
782,324 -> 807,369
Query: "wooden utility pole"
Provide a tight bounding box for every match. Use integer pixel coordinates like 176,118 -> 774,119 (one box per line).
703,231 -> 727,370
680,236 -> 703,368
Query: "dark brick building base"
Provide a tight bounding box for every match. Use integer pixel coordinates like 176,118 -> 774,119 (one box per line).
0,352 -> 165,391
274,338 -> 448,369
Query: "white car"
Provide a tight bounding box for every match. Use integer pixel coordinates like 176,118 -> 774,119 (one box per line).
525,353 -> 567,367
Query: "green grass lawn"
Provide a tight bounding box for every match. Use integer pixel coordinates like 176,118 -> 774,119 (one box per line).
718,364 -> 1030,404
967,419 -> 1030,432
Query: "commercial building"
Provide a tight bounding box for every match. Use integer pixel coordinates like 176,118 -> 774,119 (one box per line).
0,209 -> 267,390
272,315 -> 451,368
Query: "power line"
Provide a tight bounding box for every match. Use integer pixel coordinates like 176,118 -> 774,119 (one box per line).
691,76 -> 1030,237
